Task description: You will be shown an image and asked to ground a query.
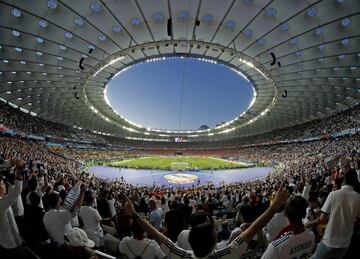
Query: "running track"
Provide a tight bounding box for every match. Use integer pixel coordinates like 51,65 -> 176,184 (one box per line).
90,166 -> 273,187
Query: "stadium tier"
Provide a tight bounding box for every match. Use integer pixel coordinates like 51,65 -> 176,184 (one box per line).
1,1 -> 360,259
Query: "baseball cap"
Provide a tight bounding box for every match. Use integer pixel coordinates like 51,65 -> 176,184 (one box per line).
64,228 -> 95,248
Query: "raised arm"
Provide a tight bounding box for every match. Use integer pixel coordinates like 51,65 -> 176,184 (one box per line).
239,183 -> 288,244
75,182 -> 86,210
302,182 -> 311,201
41,170 -> 49,193
0,159 -> 26,211
124,195 -> 167,245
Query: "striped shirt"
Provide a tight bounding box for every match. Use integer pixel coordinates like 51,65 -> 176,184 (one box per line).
160,235 -> 247,259
261,230 -> 315,259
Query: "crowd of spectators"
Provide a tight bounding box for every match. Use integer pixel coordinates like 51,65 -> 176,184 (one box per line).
221,103 -> 360,147
0,102 -> 73,137
1,129 -> 359,259
112,104 -> 360,150
0,102 -> 109,144
62,149 -> 138,162
1,100 -> 360,151
0,101 -> 360,259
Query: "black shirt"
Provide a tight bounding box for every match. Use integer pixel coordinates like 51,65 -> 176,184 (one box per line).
23,206 -> 49,243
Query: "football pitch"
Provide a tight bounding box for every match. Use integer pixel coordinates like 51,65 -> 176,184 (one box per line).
105,156 -> 249,170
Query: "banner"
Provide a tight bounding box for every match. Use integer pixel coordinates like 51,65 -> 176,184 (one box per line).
62,185 -> 81,211
27,134 -> 45,141
4,129 -> 17,135
46,142 -> 64,147
331,127 -> 357,138
303,136 -> 320,142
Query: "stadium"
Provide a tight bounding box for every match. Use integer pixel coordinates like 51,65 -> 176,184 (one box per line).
0,1 -> 359,259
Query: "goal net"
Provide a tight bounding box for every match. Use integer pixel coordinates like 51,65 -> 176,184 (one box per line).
171,161 -> 190,171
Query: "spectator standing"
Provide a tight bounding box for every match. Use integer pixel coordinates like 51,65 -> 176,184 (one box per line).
8,173 -> 24,234
43,183 -> 85,246
235,195 -> 251,224
310,169 -> 360,259
165,200 -> 186,243
159,197 -> 170,215
264,205 -> 287,242
217,221 -> 231,249
148,199 -> 163,231
23,192 -> 50,245
25,169 -> 48,209
176,213 -> 211,250
107,193 -> 117,222
261,196 -> 315,259
96,191 -> 112,226
119,221 -> 166,259
123,184 -> 288,259
79,192 -> 104,247
187,195 -> 198,214
0,160 -> 35,258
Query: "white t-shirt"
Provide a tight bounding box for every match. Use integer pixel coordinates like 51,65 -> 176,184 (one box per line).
79,206 -> 103,246
221,196 -> 228,204
264,211 -> 287,241
302,184 -> 311,201
160,203 -> 170,215
189,199 -> 197,214
161,235 -> 247,259
217,240 -> 228,250
80,206 -> 102,231
9,184 -> 24,217
321,185 -> 360,248
0,180 -> 23,249
261,230 -> 315,259
107,198 -> 117,218
325,176 -> 332,186
304,207 -> 320,225
176,229 -> 192,250
43,208 -> 73,244
227,225 -> 257,254
119,237 -> 165,259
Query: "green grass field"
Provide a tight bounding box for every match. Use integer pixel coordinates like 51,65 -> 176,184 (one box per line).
105,156 -> 249,170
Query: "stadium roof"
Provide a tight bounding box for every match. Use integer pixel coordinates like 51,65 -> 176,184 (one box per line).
0,0 -> 359,141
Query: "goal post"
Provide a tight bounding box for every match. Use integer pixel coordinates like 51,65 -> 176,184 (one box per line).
171,161 -> 190,171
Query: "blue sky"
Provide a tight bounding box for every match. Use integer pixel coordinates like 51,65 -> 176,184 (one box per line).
105,57 -> 254,130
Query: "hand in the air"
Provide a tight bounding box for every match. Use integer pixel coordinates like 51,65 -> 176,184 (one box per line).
123,195 -> 136,217
271,182 -> 288,209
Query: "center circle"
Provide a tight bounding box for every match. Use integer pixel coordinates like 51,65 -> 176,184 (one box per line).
163,173 -> 198,184
105,57 -> 255,130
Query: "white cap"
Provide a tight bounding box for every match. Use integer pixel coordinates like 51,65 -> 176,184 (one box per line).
65,228 -> 95,248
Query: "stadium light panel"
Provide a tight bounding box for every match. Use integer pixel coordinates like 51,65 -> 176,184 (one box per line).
93,56 -> 124,77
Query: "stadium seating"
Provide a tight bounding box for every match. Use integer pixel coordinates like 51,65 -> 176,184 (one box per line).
1,102 -> 359,258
